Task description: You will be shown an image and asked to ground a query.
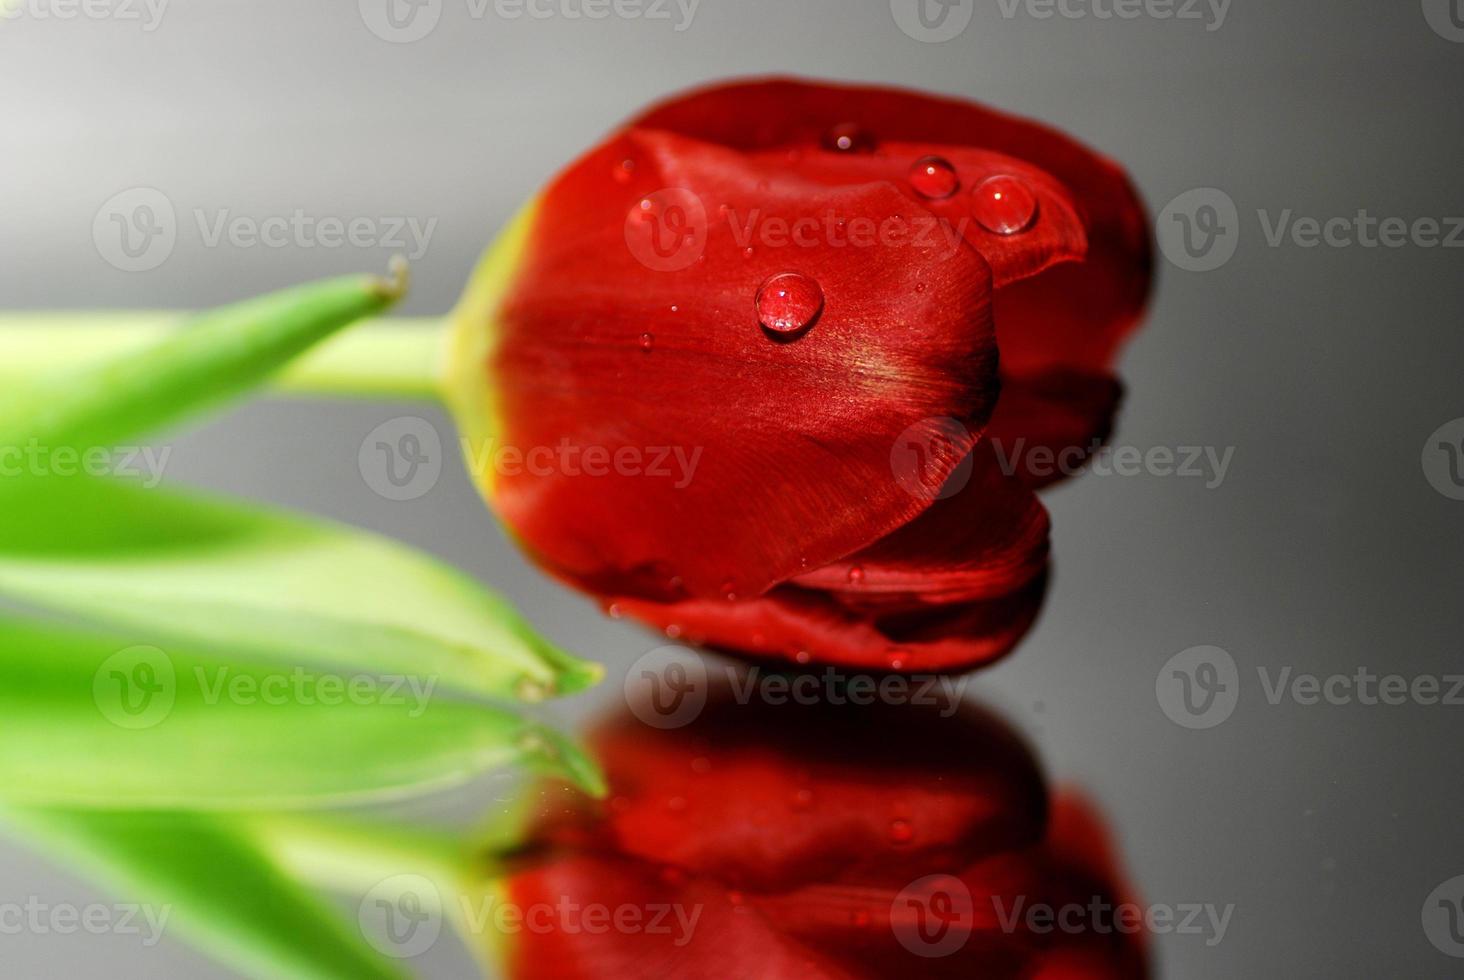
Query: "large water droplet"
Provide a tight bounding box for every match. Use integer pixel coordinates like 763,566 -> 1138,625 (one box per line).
908,156 -> 959,200
823,122 -> 875,154
756,272 -> 824,337
972,175 -> 1038,235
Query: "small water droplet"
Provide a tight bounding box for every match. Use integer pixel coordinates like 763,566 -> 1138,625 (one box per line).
914,282 -> 927,293
887,653 -> 906,670
823,122 -> 875,154
972,174 -> 1038,235
720,579 -> 738,601
756,272 -> 824,337
665,624 -> 684,639
669,304 -> 679,313
794,650 -> 812,665
639,332 -> 654,352
607,602 -> 624,619
613,158 -> 636,183
741,246 -> 755,259
908,156 -> 959,200
889,819 -> 914,844
847,565 -> 865,585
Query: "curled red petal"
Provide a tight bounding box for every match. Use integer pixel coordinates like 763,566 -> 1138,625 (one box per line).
984,372 -> 1125,491
633,76 -> 1152,373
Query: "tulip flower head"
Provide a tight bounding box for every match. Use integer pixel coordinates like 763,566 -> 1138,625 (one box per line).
447,78 -> 1151,673
486,676 -> 1148,978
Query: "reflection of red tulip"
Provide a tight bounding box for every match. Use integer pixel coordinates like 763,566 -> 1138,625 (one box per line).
492,676 -> 1147,978
448,78 -> 1150,672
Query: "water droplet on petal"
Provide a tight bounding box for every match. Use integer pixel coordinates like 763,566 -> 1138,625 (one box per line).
889,819 -> 914,844
613,158 -> 636,183
847,565 -> 865,585
756,272 -> 824,337
973,174 -> 1038,235
720,579 -> 738,601
639,332 -> 654,352
823,122 -> 876,154
664,624 -> 684,639
607,602 -> 624,619
741,246 -> 755,259
794,650 -> 812,665
908,156 -> 959,200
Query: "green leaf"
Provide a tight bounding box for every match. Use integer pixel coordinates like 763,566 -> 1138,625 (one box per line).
0,615 -> 605,809
1,808 -> 406,980
0,264 -> 409,471
0,476 -> 601,701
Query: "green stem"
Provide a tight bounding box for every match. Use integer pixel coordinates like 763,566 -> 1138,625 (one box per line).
0,312 -> 450,401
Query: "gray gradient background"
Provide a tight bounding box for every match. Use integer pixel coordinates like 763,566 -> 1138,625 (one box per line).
3,0 -> 1464,977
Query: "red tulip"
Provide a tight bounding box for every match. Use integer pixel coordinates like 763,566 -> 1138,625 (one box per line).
490,675 -> 1148,978
446,78 -> 1151,673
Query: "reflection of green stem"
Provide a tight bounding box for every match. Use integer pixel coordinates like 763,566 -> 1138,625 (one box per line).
0,313 -> 450,401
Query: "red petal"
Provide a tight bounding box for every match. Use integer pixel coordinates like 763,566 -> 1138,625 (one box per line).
486,126 -> 998,601
633,76 -> 1152,373
984,372 -> 1124,491
589,682 -> 1047,893
614,573 -> 1046,674
743,141 -> 1089,287
793,442 -> 1049,604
